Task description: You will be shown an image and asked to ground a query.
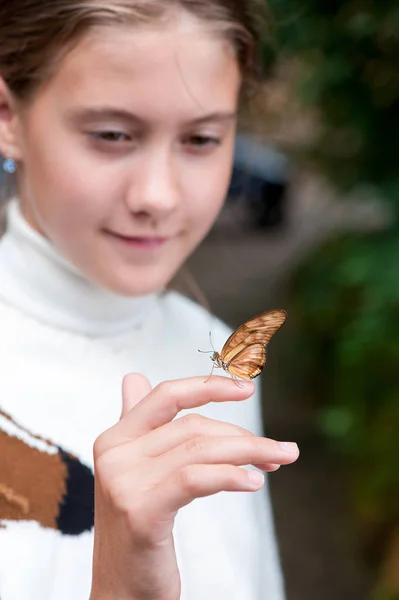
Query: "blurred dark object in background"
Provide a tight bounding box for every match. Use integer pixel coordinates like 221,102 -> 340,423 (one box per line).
228,134 -> 290,229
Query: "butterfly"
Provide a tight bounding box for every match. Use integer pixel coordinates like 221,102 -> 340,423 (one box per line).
200,309 -> 287,382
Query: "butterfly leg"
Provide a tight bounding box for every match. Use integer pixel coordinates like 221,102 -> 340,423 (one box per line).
204,362 -> 218,383
230,373 -> 246,389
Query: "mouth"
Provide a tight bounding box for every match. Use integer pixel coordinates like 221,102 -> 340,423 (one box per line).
106,230 -> 168,249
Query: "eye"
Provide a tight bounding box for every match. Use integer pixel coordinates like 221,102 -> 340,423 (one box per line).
91,131 -> 131,143
184,134 -> 221,148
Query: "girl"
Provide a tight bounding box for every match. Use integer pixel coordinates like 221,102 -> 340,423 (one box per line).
0,1 -> 300,598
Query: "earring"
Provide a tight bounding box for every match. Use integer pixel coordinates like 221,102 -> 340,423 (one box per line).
2,158 -> 16,174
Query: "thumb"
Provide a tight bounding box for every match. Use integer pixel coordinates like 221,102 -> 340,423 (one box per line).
120,373 -> 152,420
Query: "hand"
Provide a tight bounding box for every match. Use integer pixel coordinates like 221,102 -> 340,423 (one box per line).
90,374 -> 299,600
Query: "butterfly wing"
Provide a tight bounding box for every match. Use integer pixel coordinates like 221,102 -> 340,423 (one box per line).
227,343 -> 267,380
220,309 -> 287,364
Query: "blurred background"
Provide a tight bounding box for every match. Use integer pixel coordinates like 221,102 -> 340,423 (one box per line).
182,2 -> 399,599
1,1 -> 398,599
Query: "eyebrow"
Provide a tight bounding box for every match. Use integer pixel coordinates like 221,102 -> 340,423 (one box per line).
67,107 -> 237,126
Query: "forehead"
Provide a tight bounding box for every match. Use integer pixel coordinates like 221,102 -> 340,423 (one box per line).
37,12 -> 241,122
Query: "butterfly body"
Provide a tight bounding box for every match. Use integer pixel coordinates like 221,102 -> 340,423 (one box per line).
207,309 -> 287,382
210,349 -> 264,380
210,351 -> 225,371
210,351 -> 244,379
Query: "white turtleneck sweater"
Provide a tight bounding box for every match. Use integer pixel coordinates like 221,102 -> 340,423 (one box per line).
0,199 -> 285,600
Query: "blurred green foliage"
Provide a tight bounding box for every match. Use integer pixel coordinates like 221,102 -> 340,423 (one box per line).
264,3 -> 399,585
265,0 -> 399,220
289,230 -> 399,587
374,593 -> 399,600
290,231 -> 399,525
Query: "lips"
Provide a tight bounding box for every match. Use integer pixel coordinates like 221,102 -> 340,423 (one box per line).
106,230 -> 168,249
112,232 -> 166,243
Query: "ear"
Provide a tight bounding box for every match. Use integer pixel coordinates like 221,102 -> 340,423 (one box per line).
0,78 -> 23,161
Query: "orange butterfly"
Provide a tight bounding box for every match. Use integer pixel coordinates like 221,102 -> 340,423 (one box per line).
201,309 -> 287,382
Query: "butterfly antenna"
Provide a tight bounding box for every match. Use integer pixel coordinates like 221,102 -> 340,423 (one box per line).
198,331 -> 216,354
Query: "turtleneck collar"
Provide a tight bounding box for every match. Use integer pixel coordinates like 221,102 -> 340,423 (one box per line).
0,198 -> 159,336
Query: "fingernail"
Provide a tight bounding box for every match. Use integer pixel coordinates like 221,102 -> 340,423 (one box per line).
248,470 -> 265,487
278,441 -> 299,453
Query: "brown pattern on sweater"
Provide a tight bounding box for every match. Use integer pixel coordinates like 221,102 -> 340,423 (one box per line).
0,410 -> 94,535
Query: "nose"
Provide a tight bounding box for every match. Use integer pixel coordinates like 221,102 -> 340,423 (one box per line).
125,146 -> 180,216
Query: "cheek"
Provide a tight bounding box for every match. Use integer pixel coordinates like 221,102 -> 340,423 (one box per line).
23,110 -> 113,220
184,181 -> 227,240
26,138 -> 116,225
185,155 -> 233,227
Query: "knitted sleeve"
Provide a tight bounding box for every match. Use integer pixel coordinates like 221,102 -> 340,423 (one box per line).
0,410 -> 94,535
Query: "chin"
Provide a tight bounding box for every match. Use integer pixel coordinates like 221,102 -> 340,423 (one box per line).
98,269 -> 172,297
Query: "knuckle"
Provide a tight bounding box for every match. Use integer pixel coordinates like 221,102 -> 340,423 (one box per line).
244,436 -> 267,462
93,435 -> 103,459
246,435 -> 262,453
235,425 -> 255,438
179,413 -> 205,432
177,466 -> 198,494
184,435 -> 208,456
242,425 -> 256,436
93,433 -> 109,460
223,465 -> 241,486
156,379 -> 174,397
93,449 -> 117,483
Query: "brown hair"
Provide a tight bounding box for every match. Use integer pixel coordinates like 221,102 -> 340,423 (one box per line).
0,0 -> 266,104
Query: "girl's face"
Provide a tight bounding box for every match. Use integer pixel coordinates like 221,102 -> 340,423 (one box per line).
3,11 -> 241,295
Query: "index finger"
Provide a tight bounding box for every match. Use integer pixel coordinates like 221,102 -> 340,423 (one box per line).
113,375 -> 255,441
